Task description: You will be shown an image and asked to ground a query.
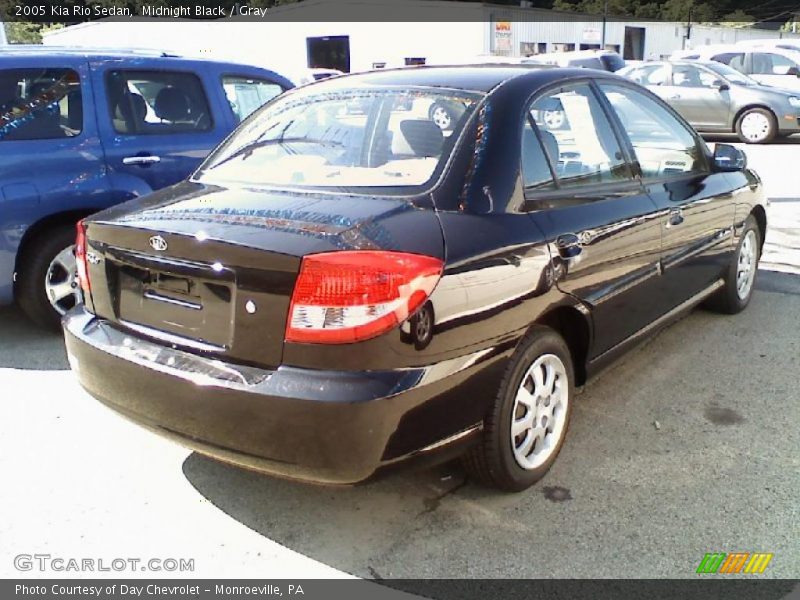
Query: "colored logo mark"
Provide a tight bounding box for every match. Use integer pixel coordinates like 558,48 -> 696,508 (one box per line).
696,552 -> 773,574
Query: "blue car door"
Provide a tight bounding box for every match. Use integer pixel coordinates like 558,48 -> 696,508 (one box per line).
0,55 -> 109,305
90,58 -> 233,201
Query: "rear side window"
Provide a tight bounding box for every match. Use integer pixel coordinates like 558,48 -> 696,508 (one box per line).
599,83 -> 707,179
222,76 -> 284,123
0,68 -> 82,141
520,121 -> 557,191
528,83 -> 632,189
106,70 -> 212,135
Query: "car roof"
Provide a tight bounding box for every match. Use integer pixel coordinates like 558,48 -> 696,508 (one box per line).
671,60 -> 725,67
0,45 -> 183,59
308,64 -> 573,94
691,44 -> 800,58
0,45 -> 294,84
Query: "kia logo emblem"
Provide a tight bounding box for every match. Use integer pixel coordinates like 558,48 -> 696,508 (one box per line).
149,235 -> 168,252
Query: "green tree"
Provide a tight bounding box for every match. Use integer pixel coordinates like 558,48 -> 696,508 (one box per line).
717,9 -> 754,26
661,0 -> 716,23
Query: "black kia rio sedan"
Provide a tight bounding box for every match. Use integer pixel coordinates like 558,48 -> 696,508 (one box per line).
64,65 -> 766,491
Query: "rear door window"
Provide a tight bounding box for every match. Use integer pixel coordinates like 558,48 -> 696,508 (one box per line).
529,83 -> 633,189
106,70 -> 212,135
712,53 -> 746,72
626,64 -> 669,85
222,76 -> 284,123
672,64 -> 719,88
0,68 -> 82,141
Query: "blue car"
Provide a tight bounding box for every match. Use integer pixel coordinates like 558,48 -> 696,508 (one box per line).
0,47 -> 292,328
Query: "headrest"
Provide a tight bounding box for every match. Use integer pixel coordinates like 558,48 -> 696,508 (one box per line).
399,119 -> 444,157
67,89 -> 83,130
115,93 -> 148,127
154,86 -> 190,122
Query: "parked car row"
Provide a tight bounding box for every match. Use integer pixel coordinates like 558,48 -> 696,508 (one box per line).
616,40 -> 800,144
618,60 -> 800,143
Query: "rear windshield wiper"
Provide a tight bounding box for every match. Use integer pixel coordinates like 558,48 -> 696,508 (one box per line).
207,137 -> 345,171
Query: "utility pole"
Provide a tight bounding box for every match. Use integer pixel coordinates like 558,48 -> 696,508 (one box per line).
601,0 -> 608,49
683,5 -> 694,50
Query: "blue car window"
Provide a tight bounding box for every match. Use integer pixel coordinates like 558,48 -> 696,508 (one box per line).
0,68 -> 82,141
222,76 -> 284,123
106,70 -> 212,135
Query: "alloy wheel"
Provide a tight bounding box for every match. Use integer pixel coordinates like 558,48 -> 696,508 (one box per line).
45,244 -> 82,315
736,229 -> 757,300
739,112 -> 771,143
510,353 -> 569,470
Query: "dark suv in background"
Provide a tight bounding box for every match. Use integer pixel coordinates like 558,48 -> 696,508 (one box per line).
0,47 -> 291,328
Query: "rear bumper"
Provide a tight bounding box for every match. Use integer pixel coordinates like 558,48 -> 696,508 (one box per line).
63,308 -> 504,484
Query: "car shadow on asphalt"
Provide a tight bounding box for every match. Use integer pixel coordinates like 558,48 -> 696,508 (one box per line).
181,451 -> 473,578
0,305 -> 69,370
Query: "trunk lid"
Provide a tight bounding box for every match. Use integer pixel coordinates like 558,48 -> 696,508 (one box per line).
84,182 -> 444,368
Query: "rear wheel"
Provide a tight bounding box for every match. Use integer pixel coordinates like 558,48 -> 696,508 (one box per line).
706,215 -> 760,314
16,224 -> 81,330
735,108 -> 776,144
463,326 -> 574,492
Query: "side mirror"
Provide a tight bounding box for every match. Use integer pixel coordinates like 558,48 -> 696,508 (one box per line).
786,66 -> 800,77
716,81 -> 730,91
713,143 -> 747,172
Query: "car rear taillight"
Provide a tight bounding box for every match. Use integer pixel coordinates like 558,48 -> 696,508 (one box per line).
75,220 -> 91,295
286,251 -> 443,344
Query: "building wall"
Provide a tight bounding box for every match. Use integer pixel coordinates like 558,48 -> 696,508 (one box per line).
481,6 -> 800,60
43,19 -> 486,79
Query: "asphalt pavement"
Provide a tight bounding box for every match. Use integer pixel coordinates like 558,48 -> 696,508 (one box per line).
0,140 -> 798,580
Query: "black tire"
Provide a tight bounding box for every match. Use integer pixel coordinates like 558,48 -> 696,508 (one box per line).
15,224 -> 80,331
735,108 -> 777,144
463,325 -> 575,492
706,215 -> 761,314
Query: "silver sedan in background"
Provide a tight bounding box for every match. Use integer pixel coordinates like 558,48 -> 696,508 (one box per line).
618,60 -> 800,143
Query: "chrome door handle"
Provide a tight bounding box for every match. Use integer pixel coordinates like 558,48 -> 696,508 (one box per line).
556,233 -> 582,258
122,155 -> 161,165
667,208 -> 685,227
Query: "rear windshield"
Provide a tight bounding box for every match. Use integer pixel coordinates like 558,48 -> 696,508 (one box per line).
195,86 -> 482,191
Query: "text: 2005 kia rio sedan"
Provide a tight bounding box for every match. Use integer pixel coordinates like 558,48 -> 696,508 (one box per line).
64,66 -> 766,492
